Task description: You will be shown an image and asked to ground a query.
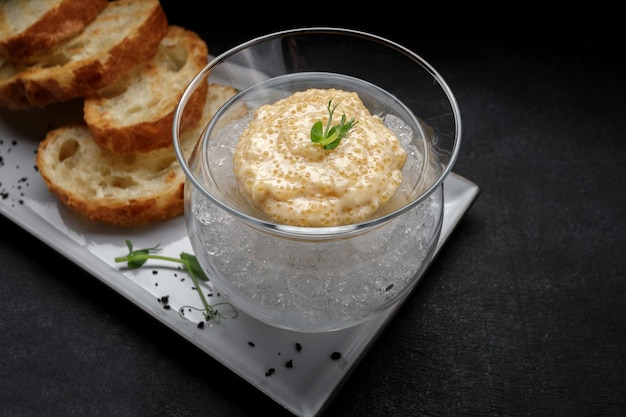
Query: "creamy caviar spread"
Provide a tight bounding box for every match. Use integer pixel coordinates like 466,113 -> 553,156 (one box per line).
233,88 -> 407,227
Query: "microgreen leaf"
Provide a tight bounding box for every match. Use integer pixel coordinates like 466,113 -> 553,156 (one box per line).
114,240 -> 237,324
310,99 -> 358,150
180,252 -> 207,282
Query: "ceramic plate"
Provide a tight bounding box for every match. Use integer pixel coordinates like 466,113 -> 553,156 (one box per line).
0,88 -> 478,417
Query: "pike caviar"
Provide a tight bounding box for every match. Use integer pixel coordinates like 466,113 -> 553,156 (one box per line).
232,88 -> 407,227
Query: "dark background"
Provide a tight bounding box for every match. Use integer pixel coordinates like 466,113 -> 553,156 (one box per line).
1,3 -> 625,417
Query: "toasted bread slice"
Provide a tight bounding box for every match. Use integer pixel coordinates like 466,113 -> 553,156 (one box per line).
83,25 -> 209,154
0,0 -> 108,61
0,0 -> 168,109
36,84 -> 243,227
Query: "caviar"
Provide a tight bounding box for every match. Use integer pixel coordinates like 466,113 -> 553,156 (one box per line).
233,88 -> 407,227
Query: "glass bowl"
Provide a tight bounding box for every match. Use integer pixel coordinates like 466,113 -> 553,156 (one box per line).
173,27 -> 461,332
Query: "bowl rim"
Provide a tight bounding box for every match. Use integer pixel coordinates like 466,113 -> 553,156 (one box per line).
173,26 -> 462,238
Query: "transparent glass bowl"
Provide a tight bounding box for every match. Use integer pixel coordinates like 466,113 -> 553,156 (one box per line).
173,28 -> 461,332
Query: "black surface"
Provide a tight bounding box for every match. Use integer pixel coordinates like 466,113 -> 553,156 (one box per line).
1,7 -> 625,417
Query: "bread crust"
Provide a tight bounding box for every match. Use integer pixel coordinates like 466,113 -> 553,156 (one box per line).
0,0 -> 108,61
0,59 -> 29,109
0,0 -> 169,109
47,171 -> 186,228
84,25 -> 209,154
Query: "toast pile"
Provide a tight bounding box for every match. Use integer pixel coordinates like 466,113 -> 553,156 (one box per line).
36,83 -> 241,227
0,0 -> 242,227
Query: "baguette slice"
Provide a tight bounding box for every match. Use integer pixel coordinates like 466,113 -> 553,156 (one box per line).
36,84 -> 243,227
0,0 -> 108,61
0,0 -> 168,109
83,25 -> 209,154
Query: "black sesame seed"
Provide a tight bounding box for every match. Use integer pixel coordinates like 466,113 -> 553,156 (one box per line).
285,359 -> 293,368
265,368 -> 275,377
163,304 -> 171,310
152,270 -> 158,275
248,341 -> 255,347
330,352 -> 341,360
197,321 -> 204,329
295,343 -> 302,352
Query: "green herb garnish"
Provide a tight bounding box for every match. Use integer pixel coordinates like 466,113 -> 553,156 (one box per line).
115,240 -> 237,324
310,99 -> 358,150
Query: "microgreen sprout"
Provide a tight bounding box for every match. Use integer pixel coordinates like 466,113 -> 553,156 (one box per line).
310,99 -> 358,150
114,240 -> 237,324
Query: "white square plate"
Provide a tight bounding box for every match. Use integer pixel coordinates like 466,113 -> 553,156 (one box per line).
0,94 -> 478,417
